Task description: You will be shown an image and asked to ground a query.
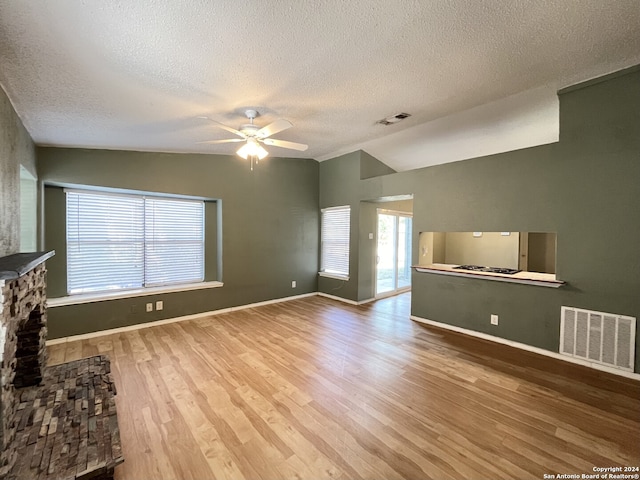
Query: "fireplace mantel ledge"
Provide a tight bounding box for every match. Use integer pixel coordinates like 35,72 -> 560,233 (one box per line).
0,251 -> 55,281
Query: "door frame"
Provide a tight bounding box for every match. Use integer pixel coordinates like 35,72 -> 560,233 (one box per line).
375,208 -> 413,298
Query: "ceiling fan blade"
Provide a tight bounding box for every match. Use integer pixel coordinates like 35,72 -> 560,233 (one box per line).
262,138 -> 309,151
256,119 -> 292,138
197,116 -> 245,138
196,138 -> 245,145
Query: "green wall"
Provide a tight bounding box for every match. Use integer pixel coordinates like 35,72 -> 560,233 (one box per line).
318,152 -> 362,300
319,66 -> 640,372
0,86 -> 36,256
360,150 -> 396,179
39,148 -> 319,338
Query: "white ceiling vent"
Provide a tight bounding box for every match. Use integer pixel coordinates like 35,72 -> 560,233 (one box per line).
560,306 -> 636,372
376,113 -> 412,126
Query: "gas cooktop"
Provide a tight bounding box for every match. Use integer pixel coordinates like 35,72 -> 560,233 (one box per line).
454,265 -> 521,275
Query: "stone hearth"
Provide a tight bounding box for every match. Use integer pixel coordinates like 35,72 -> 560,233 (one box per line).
0,252 -> 123,479
6,355 -> 122,479
1,252 -> 53,476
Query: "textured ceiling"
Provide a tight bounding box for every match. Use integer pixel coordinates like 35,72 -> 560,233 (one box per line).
0,1 -> 639,171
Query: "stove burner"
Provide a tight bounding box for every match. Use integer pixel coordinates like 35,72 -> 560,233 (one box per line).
487,267 -> 521,275
454,265 -> 520,275
455,264 -> 485,271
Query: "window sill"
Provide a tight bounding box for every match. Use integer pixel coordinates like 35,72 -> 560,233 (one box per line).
47,281 -> 224,307
318,272 -> 350,281
412,264 -> 564,288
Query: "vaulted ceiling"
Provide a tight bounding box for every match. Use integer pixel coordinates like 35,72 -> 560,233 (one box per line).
1,1 -> 639,171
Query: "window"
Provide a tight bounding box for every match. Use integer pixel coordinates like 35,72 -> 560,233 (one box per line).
66,189 -> 204,294
19,166 -> 38,252
320,206 -> 351,278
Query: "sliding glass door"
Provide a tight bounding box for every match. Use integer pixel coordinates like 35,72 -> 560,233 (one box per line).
376,210 -> 412,296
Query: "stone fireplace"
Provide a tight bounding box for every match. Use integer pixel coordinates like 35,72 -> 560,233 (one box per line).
0,252 -> 52,476
0,252 -> 123,479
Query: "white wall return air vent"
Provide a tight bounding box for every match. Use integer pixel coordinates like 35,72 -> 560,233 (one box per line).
560,306 -> 636,372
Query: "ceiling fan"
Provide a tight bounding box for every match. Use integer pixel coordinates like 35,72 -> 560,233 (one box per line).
198,109 -> 308,169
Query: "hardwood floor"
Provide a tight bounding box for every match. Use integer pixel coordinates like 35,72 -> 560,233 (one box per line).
47,293 -> 640,480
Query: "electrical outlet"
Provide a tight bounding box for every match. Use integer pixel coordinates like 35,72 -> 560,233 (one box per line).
490,314 -> 499,325
146,303 -> 153,312
156,300 -> 163,311
291,280 -> 296,288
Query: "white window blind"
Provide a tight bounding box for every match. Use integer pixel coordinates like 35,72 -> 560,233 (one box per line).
145,197 -> 204,286
321,206 -> 351,277
66,190 -> 204,295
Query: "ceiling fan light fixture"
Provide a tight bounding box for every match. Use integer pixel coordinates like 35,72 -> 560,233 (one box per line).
237,138 -> 268,160
199,110 -> 306,169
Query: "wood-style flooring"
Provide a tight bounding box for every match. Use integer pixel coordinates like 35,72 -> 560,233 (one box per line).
47,293 -> 640,480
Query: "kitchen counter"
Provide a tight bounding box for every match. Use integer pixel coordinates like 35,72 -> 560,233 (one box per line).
412,263 -> 565,288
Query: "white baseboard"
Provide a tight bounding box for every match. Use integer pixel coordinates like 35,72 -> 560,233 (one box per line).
357,297 -> 376,305
317,292 -> 375,305
410,315 -> 640,381
46,292 -> 318,346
